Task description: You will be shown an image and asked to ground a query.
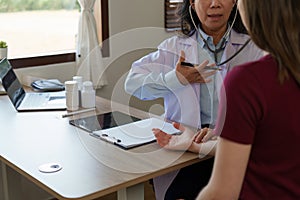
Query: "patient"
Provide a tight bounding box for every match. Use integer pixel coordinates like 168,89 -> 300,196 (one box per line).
154,0 -> 300,199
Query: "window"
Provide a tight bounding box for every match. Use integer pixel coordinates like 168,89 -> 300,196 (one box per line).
165,0 -> 183,32
0,0 -> 109,68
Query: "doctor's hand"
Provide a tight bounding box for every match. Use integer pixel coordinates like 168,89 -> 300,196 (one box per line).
194,128 -> 217,143
176,50 -> 216,85
152,122 -> 195,151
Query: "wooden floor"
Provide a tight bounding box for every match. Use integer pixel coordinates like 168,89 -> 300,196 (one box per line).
94,181 -> 156,200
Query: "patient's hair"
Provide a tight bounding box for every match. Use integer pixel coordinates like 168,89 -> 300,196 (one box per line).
242,0 -> 300,85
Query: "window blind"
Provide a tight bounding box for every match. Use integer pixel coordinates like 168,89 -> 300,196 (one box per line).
165,0 -> 183,31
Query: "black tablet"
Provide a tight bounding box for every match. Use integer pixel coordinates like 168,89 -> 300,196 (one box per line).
69,111 -> 141,133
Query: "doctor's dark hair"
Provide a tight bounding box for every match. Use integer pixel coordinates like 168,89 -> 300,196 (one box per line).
241,0 -> 300,85
178,0 -> 247,36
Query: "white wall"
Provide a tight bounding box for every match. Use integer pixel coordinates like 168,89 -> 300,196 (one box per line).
15,62 -> 75,86
99,0 -> 174,114
2,1 -> 174,200
109,0 -> 165,34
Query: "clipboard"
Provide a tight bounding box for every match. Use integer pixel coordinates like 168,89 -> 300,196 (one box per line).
91,118 -> 181,150
69,111 -> 141,132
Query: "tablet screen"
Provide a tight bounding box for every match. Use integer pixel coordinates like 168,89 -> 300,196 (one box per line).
69,111 -> 141,133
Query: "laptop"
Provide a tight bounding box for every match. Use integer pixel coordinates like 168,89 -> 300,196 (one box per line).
0,58 -> 66,111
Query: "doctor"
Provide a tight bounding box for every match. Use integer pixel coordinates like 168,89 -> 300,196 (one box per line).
125,0 -> 264,199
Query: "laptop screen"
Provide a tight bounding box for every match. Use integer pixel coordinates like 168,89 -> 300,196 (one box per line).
0,58 -> 26,108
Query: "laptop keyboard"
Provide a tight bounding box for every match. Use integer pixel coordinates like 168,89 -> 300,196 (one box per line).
22,93 -> 49,107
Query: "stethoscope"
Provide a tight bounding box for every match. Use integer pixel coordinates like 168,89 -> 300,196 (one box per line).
189,4 -> 251,67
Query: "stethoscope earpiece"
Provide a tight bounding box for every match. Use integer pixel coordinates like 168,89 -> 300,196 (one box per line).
189,4 -> 193,10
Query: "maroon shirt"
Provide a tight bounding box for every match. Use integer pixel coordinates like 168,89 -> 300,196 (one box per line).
216,55 -> 300,199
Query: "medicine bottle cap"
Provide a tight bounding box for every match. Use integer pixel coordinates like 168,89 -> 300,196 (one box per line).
83,81 -> 93,91
64,80 -> 78,92
73,76 -> 83,90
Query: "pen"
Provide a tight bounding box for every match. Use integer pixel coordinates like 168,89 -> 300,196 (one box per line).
62,107 -> 96,118
180,61 -> 222,71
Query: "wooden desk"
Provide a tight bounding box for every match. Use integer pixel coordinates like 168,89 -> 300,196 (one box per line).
0,95 -> 203,200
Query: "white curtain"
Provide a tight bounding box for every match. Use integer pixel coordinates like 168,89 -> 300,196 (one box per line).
76,0 -> 107,89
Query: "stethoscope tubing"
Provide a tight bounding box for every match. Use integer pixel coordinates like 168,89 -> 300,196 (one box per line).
188,4 -> 250,66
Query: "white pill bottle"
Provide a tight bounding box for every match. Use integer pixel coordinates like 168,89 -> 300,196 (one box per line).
65,80 -> 79,111
81,81 -> 96,108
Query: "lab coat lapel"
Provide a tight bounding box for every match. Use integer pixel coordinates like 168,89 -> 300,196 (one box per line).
178,35 -> 199,64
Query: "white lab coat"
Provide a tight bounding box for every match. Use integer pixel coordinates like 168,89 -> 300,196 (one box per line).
125,31 -> 264,199
125,30 -> 264,128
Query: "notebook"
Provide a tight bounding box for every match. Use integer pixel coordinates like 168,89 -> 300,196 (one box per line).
0,58 -> 66,111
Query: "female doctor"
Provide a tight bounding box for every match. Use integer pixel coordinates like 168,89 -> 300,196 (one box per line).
125,0 -> 264,199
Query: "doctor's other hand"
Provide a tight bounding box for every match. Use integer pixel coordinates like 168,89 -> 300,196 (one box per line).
176,50 -> 216,85
152,122 -> 195,151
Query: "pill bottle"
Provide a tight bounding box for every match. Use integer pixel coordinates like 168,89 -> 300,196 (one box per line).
72,76 -> 83,106
65,80 -> 79,111
81,81 -> 95,108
